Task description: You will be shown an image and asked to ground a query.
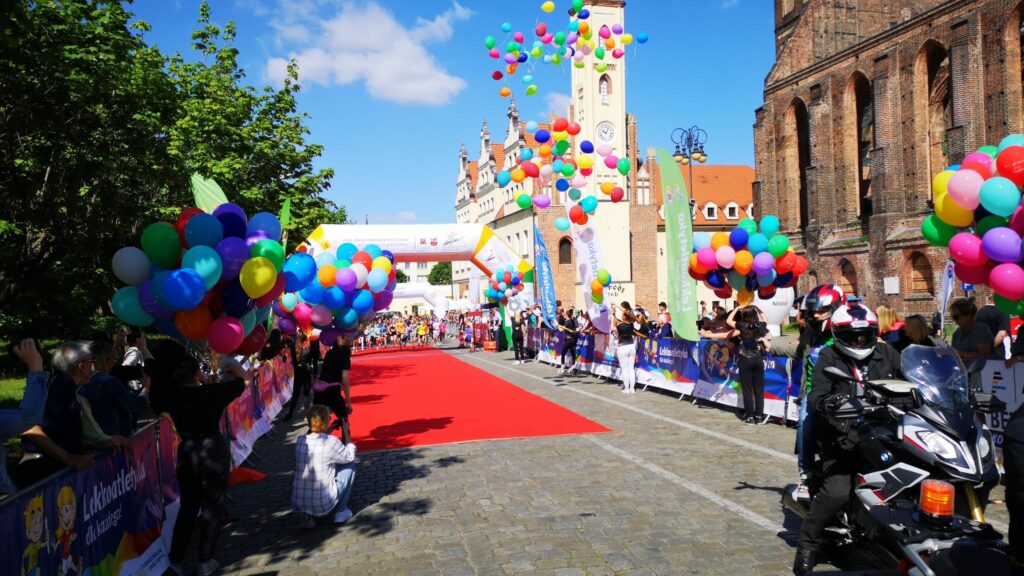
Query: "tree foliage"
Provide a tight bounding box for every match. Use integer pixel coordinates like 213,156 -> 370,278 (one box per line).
395,269 -> 409,283
0,1 -> 343,340
428,262 -> 452,286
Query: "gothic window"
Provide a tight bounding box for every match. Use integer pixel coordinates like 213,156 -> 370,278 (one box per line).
558,237 -> 573,264
916,41 -> 951,199
908,253 -> 934,295
845,72 -> 874,221
783,98 -> 811,231
837,259 -> 858,295
599,74 -> 611,106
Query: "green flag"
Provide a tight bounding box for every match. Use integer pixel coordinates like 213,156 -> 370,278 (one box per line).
279,197 -> 292,230
190,173 -> 229,213
657,148 -> 699,341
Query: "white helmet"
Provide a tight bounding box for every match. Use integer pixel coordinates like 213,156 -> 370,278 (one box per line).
830,303 -> 879,361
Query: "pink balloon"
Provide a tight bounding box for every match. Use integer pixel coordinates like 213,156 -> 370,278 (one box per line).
310,304 -> 333,326
597,144 -> 612,157
991,263 -> 1024,300
571,174 -> 587,187
946,169 -> 985,210
582,44 -> 593,55
489,48 -> 500,59
963,152 -> 993,170
542,33 -> 554,44
513,31 -> 524,43
534,194 -> 552,209
715,246 -> 736,269
604,155 -> 619,169
1011,206 -> 1024,236
293,301 -> 311,324
208,317 -> 244,354
954,261 -> 993,285
947,232 -> 988,267
599,25 -> 611,39
612,49 -> 625,59
696,247 -> 718,270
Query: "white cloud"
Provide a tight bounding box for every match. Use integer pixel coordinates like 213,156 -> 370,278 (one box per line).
721,0 -> 740,8
263,1 -> 471,105
543,92 -> 571,118
370,210 -> 417,223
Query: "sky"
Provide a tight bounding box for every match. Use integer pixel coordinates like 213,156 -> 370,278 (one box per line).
133,0 -> 776,225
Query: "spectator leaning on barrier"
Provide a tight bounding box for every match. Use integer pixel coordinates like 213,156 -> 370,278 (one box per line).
657,302 -> 673,338
78,340 -> 147,438
0,340 -> 49,496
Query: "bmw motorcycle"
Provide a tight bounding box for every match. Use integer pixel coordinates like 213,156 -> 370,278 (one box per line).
783,344 -> 1011,575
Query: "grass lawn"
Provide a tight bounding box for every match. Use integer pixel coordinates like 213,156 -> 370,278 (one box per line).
0,377 -> 25,409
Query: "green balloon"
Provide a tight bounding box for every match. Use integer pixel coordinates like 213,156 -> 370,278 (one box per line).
572,0 -> 584,11
617,158 -> 631,175
530,46 -> 542,58
568,188 -> 582,201
112,286 -> 154,327
554,139 -> 571,155
920,214 -> 958,247
975,214 -> 1008,237
978,145 -> 999,159
141,222 -> 182,268
559,163 -> 575,177
485,36 -> 496,49
596,268 -> 611,285
995,294 -> 1024,316
767,234 -> 790,258
506,41 -> 518,52
738,218 -> 758,234
335,259 -> 351,269
516,194 -> 533,209
596,63 -> 608,73
554,31 -> 566,46
595,47 -> 605,60
551,54 -> 562,65
251,239 -> 285,272
240,307 -> 258,336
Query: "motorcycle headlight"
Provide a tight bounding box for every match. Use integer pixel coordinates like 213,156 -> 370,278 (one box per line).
917,431 -> 960,460
977,430 -> 992,460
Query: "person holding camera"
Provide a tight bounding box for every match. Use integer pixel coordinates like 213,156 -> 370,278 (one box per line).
727,306 -> 772,424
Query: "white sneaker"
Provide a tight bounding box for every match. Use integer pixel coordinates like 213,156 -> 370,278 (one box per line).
333,508 -> 354,524
198,559 -> 219,576
793,482 -> 811,501
621,389 -> 630,394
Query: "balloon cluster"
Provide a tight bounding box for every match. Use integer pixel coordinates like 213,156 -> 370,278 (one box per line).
925,134 -> 1024,311
110,204 -> 287,355
588,268 -> 612,304
486,1 -> 648,99
687,216 -> 808,301
485,267 -> 526,305
497,117 -> 627,224
273,243 -> 397,344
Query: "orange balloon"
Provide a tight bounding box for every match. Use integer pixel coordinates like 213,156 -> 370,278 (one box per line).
579,22 -> 590,35
689,253 -> 708,275
539,144 -> 552,157
511,167 -> 526,183
578,213 -> 589,225
318,264 -> 337,287
604,38 -> 615,49
710,231 -> 730,250
600,181 -> 616,195
733,250 -> 754,275
499,87 -> 512,97
175,306 -> 213,341
590,279 -> 604,294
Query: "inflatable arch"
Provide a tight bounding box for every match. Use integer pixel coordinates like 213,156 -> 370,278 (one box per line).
391,283 -> 452,315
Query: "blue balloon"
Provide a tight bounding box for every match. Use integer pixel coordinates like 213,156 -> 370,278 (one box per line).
556,178 -> 570,192
184,213 -> 223,248
999,134 -> 1024,152
351,289 -> 374,314
757,270 -> 777,286
381,249 -> 395,263
581,196 -> 598,214
336,243 -> 358,261
181,245 -> 223,290
706,269 -> 726,290
759,215 -> 780,236
247,212 -> 282,241
338,307 -> 359,328
636,32 -> 649,44
281,292 -> 298,311
578,8 -> 590,19
367,269 -> 388,293
510,276 -> 520,286
163,269 -> 205,311
299,282 -> 324,305
364,244 -> 383,259
552,159 -> 564,172
747,233 -> 769,254
282,253 -> 317,293
692,232 -> 712,250
154,318 -> 183,341
501,22 -> 512,33
535,129 -> 551,144
314,252 -> 336,267
386,278 -> 398,292
775,271 -> 794,287
322,286 -> 347,310
729,228 -> 749,250
151,270 -> 173,310
580,140 -> 594,154
223,280 -> 254,318
521,148 -> 534,162
213,203 -> 247,239
525,120 -> 538,133
497,170 -> 511,187
517,53 -> 528,63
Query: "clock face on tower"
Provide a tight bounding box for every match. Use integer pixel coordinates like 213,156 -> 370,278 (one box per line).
597,121 -> 616,143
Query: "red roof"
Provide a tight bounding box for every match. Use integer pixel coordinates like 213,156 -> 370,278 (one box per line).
467,160 -> 479,192
491,143 -> 505,172
520,122 -> 551,149
652,164 -> 754,226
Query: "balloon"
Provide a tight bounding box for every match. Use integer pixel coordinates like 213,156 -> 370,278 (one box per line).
611,187 -> 624,203
534,194 -> 552,209
163,269 -> 206,311
597,144 -> 612,157
535,129 -> 551,144
716,245 -> 736,269
250,239 -> 285,272
175,207 -> 204,240
578,8 -> 590,19
979,176 -> 1022,217
734,250 -> 754,275
706,269 -> 726,290
363,244 -> 383,260
282,252 -> 317,292
321,286 -> 347,310
139,279 -> 173,321
367,269 -> 388,293
371,256 -> 392,275
934,192 -> 975,227
237,325 -> 268,356
767,234 -> 790,258
256,274 -> 285,308
710,231 -> 730,250
336,243 -> 358,261
112,287 -> 154,327
293,301 -> 312,324
997,146 -> 1024,187
617,158 -> 630,175
948,232 -> 988,266
277,317 -> 297,334
982,227 -> 1022,263
555,217 -> 571,231
921,214 -> 959,247
239,256 -> 278,299
775,251 -> 797,274
216,237 -> 250,280
581,195 -> 598,214
752,252 -> 776,275
596,268 -> 611,285
517,194 -> 533,209
299,281 -> 324,305
336,267 -> 358,292
351,289 -> 374,314
568,188 -> 583,201
350,263 -> 369,289
738,218 -> 758,235
183,213 -> 223,248
280,292 -> 298,312
759,215 -> 780,236
729,228 -> 749,250
111,247 -> 152,286
244,213 -> 280,243
727,270 -> 747,290
580,140 -> 595,154
373,289 -> 394,312
991,263 -> 1024,300
485,35 -> 496,49
931,170 -> 954,199
213,203 -> 247,239
999,134 -> 1024,152
696,247 -> 718,270
141,222 -> 182,268
174,306 -> 212,341
976,214 -> 1009,238
946,169 -> 985,210
222,280 -> 254,318
309,304 -> 333,326
693,231 -> 712,250
604,155 -> 618,169
541,0 -> 554,12
181,245 -> 223,290
208,316 -> 245,354
636,32 -> 649,43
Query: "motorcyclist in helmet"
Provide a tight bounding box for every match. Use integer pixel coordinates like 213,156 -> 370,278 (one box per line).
794,285 -> 848,499
793,303 -> 902,575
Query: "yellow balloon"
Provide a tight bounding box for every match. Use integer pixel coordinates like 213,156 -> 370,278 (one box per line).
932,169 -> 954,199
600,182 -> 616,195
737,288 -> 755,307
239,256 -> 278,299
541,1 -> 554,12
511,167 -> 526,183
552,131 -> 568,141
934,191 -> 975,227
578,155 -> 594,169
539,144 -> 552,157
710,231 -> 730,250
622,33 -> 633,45
372,256 -> 392,274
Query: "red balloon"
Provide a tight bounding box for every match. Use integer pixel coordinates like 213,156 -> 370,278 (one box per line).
610,187 -> 624,203
236,325 -> 268,356
352,251 -> 373,269
256,274 -> 286,307
758,286 -> 777,299
535,23 -> 547,36
503,271 -> 512,283
175,207 -> 205,242
521,162 -> 540,178
959,161 -> 991,180
491,280 -> 500,290
997,146 -> 1024,187
775,252 -> 797,274
688,268 -> 706,281
553,117 -> 568,132
569,205 -> 584,222
577,213 -> 589,225
566,122 -> 581,136
791,256 -> 809,277
491,71 -> 503,81
296,244 -> 308,253
954,261 -> 993,285
714,287 -> 733,299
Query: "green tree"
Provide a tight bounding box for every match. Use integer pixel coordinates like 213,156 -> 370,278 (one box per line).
395,269 -> 409,283
428,262 -> 451,286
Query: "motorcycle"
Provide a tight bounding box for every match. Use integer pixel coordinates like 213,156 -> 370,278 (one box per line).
783,344 -> 1011,575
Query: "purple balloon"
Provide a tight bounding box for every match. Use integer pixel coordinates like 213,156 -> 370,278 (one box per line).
982,227 -> 1022,263
216,237 -> 250,280
272,300 -> 289,318
336,267 -> 358,292
245,230 -> 271,248
373,290 -> 394,311
612,24 -> 623,34
277,317 -> 296,334
752,252 -> 776,276
381,249 -> 395,264
139,278 -> 174,320
320,327 -> 343,345
213,203 -> 247,238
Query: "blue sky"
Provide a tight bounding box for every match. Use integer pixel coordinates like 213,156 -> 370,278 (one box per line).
133,0 -> 775,224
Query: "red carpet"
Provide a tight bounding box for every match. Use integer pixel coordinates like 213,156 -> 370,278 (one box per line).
346,351 -> 610,451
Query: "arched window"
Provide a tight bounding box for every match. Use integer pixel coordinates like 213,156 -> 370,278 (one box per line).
599,74 -> 611,106
844,72 -> 874,221
522,229 -> 530,257
908,252 -> 934,295
558,237 -> 573,264
783,98 -> 811,231
837,258 -> 858,296
915,40 -> 951,201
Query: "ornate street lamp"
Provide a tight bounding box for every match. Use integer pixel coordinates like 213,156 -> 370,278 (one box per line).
671,126 -> 708,219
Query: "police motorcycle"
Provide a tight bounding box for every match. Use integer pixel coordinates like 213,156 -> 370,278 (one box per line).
783,344 -> 1011,574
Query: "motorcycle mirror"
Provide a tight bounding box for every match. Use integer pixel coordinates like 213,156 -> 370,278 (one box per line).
824,366 -> 854,381
971,392 -> 1008,415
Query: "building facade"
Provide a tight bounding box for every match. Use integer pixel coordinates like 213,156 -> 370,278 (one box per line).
755,0 -> 1024,314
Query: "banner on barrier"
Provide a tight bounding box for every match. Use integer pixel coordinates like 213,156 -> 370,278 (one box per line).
635,337 -> 699,395
0,425 -> 169,576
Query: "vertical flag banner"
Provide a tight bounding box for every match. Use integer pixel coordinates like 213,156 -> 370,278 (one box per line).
565,201 -> 612,333
939,259 -> 955,331
533,222 -> 558,328
658,148 -> 699,341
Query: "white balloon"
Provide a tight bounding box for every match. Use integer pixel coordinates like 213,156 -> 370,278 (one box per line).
351,263 -> 369,288
111,246 -> 152,286
540,164 -> 555,177
571,174 -> 587,188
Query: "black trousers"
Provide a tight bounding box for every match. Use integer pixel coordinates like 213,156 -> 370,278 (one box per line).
561,338 -> 578,368
512,336 -> 525,360
1003,414 -> 1024,562
738,355 -> 765,418
171,435 -> 230,564
313,386 -> 348,423
285,367 -> 312,419
797,452 -> 855,551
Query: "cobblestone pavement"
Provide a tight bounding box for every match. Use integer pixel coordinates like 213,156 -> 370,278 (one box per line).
213,346 -> 1010,576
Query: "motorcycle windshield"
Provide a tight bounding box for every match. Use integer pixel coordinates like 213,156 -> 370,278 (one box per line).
900,344 -> 970,413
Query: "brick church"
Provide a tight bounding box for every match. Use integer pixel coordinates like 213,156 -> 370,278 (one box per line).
755,0 -> 1024,314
